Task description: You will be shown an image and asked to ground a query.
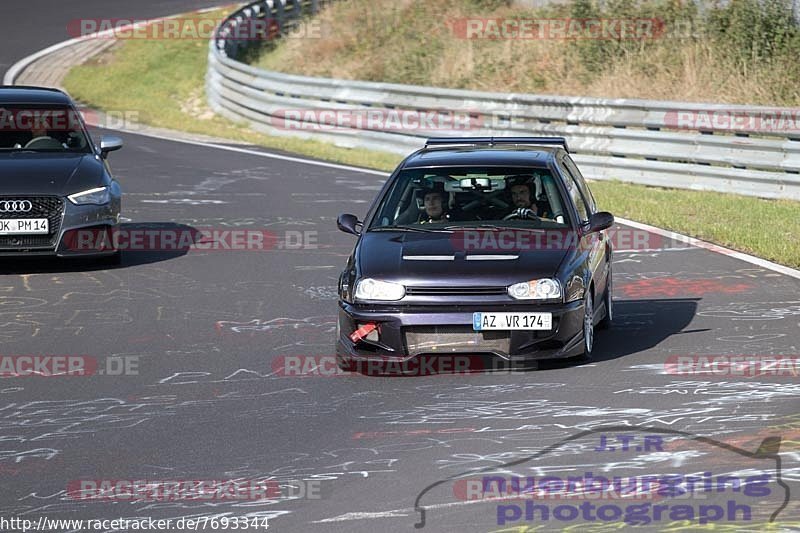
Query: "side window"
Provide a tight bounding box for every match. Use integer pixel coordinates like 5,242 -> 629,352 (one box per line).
560,161 -> 590,224
373,174 -> 412,226
563,156 -> 597,213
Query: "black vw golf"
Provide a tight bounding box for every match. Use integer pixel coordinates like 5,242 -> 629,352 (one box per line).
336,137 -> 614,370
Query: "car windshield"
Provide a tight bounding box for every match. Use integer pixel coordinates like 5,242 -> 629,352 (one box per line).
0,104 -> 92,153
369,166 -> 570,230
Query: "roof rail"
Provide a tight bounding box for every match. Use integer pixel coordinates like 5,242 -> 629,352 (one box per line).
424,136 -> 569,153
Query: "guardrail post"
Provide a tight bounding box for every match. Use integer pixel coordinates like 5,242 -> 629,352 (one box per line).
254,0 -> 271,49
290,0 -> 302,19
274,0 -> 285,36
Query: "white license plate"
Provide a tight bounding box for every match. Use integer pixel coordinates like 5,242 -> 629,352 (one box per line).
0,219 -> 49,235
473,312 -> 552,331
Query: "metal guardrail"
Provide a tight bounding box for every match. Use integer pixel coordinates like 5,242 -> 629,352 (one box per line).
207,0 -> 800,200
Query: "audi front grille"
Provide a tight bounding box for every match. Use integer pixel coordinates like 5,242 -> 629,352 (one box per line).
0,196 -> 64,250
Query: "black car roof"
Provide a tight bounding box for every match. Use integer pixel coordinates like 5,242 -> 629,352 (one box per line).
0,86 -> 73,105
402,145 -> 560,169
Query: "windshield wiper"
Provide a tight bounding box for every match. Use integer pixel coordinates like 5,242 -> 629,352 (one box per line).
369,225 -> 453,233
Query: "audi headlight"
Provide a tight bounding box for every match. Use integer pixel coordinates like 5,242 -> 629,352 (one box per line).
68,186 -> 110,205
508,278 -> 562,301
354,278 -> 405,301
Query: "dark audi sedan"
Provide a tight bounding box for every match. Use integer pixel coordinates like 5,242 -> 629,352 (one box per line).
336,137 -> 614,370
0,86 -> 123,263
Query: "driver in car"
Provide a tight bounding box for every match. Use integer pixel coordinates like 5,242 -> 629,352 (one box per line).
24,126 -> 62,149
509,176 -> 539,219
506,176 -> 541,220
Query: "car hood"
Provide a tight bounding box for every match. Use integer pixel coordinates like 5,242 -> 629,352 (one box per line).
0,153 -> 104,195
356,230 -> 572,286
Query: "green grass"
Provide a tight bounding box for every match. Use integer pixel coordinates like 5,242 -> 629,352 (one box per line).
590,181 -> 800,268
62,9 -> 402,173
62,10 -> 800,269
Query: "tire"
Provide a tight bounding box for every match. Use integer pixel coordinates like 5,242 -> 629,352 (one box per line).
334,318 -> 354,371
598,266 -> 613,330
581,290 -> 595,359
336,352 -> 354,372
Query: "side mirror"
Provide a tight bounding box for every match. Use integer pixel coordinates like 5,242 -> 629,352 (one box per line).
337,213 -> 362,236
586,212 -> 614,234
99,136 -> 123,158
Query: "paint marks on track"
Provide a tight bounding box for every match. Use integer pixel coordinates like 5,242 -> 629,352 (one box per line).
619,277 -> 754,298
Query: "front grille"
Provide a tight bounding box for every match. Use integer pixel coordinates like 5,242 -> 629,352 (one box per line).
405,286 -> 508,296
404,326 -> 510,356
0,196 -> 64,249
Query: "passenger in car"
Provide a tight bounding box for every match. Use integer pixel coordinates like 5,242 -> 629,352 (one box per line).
417,184 -> 451,224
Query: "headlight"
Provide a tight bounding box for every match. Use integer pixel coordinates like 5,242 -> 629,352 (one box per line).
508,278 -> 562,300
354,278 -> 405,301
68,186 -> 110,205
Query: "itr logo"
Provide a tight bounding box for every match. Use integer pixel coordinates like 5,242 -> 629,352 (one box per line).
413,425 -> 789,529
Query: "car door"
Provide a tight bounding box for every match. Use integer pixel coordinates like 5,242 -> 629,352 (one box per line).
559,155 -> 609,309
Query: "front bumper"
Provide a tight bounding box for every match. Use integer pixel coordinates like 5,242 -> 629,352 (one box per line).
336,300 -> 586,364
0,195 -> 120,258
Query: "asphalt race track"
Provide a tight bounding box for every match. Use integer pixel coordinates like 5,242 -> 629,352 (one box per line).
1,3 -> 799,532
